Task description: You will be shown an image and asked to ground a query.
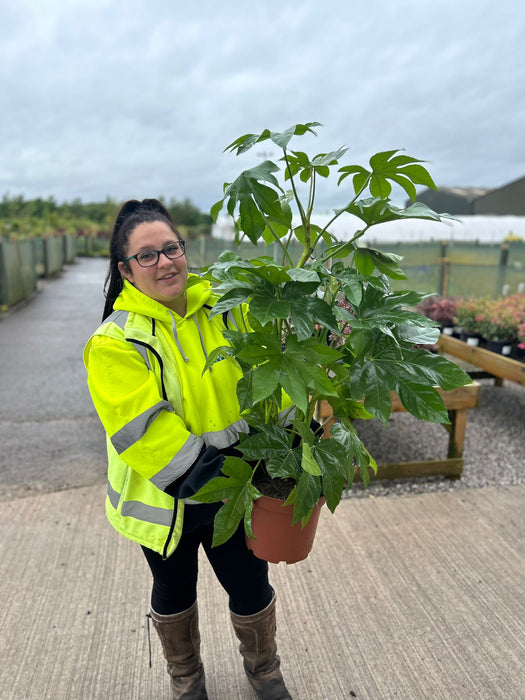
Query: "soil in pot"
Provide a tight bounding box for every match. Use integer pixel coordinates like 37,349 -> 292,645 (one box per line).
252,464 -> 295,500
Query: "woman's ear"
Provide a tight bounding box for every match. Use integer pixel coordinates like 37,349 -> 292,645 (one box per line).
118,261 -> 132,282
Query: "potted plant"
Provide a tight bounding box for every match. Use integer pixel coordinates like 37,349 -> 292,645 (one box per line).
454,297 -> 486,345
477,296 -> 522,354
416,295 -> 457,335
191,122 -> 471,563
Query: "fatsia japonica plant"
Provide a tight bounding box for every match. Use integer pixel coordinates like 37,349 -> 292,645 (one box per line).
192,121 -> 471,546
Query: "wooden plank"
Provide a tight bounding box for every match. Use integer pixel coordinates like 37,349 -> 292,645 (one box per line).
448,408 -> 468,459
353,458 -> 463,482
316,381 -> 480,420
437,335 -> 525,386
389,383 -> 480,412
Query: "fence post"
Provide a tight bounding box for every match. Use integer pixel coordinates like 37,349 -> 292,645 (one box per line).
438,241 -> 449,296
496,243 -> 509,296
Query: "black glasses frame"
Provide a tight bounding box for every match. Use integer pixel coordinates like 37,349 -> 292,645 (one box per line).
122,241 -> 186,267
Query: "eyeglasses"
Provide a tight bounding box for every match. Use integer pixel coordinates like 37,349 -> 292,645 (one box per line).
122,241 -> 186,267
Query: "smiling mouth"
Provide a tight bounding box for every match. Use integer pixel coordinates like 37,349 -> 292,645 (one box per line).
158,273 -> 176,281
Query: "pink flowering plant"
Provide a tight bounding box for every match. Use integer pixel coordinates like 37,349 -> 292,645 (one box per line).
478,294 -> 525,342
454,293 -> 525,343
454,297 -> 487,334
191,121 -> 472,546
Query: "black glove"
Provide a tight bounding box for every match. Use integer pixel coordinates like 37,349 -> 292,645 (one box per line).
165,445 -> 225,499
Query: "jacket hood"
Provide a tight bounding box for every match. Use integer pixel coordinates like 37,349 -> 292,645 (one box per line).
113,274 -> 213,322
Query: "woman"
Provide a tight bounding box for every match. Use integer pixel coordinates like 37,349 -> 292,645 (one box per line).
84,199 -> 292,700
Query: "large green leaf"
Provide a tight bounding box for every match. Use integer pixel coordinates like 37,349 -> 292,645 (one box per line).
225,122 -> 321,155
311,439 -> 348,510
354,248 -> 375,276
240,426 -> 301,479
284,334 -> 342,364
288,297 -> 317,340
293,471 -> 322,523
249,294 -> 291,325
365,249 -> 407,280
343,197 -> 442,228
328,422 -> 377,487
400,347 -> 472,390
207,287 -> 253,318
236,372 -> 255,412
337,164 -> 371,194
251,182 -> 288,221
301,442 -> 322,476
349,332 -> 469,423
251,363 -> 280,402
278,358 -> 310,414
247,262 -> 290,285
367,150 -> 436,201
287,296 -> 339,342
192,458 -> 260,546
236,333 -> 282,363
304,364 -> 339,397
395,322 -> 440,345
239,196 -> 266,242
349,358 -> 396,422
397,382 -> 449,423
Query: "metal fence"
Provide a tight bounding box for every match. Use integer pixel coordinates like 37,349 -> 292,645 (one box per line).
3,235 -> 524,311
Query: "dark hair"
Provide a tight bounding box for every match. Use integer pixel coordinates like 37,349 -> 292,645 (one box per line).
102,198 -> 182,320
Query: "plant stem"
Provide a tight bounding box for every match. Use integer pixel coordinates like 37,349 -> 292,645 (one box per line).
312,176 -> 372,252
264,219 -> 294,266
282,150 -> 311,269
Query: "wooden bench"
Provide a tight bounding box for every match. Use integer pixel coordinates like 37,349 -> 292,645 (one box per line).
316,381 -> 480,481
437,334 -> 525,387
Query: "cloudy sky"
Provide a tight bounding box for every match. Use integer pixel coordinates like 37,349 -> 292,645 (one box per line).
1,0 -> 524,213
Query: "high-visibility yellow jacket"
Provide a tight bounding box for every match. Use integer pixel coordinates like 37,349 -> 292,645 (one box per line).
83,275 -> 251,558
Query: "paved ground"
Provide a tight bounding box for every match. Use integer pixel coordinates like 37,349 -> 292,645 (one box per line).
0,257 -> 107,500
1,257 -> 524,699
0,482 -> 524,699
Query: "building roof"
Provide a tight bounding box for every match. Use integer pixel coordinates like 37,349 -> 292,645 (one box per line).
436,186 -> 493,200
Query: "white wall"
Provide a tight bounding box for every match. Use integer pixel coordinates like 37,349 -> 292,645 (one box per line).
212,214 -> 525,244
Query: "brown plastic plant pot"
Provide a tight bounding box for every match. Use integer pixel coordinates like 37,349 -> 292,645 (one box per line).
245,495 -> 325,564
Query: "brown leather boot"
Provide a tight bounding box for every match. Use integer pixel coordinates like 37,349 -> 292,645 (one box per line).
230,596 -> 292,700
150,602 -> 208,700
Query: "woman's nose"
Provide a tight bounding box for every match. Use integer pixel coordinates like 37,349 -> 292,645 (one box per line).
157,250 -> 173,265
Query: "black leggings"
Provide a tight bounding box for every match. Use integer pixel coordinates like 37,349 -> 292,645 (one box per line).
141,504 -> 273,616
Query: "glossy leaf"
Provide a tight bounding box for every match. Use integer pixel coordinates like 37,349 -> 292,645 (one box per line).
301,442 -> 322,476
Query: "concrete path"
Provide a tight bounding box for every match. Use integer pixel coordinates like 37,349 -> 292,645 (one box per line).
0,257 -> 108,500
1,482 -> 524,699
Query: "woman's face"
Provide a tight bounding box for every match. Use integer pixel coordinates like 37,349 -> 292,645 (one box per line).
118,220 -> 189,315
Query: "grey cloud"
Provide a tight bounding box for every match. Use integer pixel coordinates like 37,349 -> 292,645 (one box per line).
0,0 -> 524,210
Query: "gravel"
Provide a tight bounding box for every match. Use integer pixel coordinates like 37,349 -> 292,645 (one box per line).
342,378 -> 525,500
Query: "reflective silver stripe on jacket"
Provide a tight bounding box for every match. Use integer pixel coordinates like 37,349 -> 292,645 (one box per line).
121,500 -> 174,527
107,480 -> 120,509
105,310 -> 153,369
129,341 -> 151,370
106,481 -> 173,527
149,433 -> 204,491
201,417 -> 250,449
105,309 -> 128,328
110,400 -> 175,454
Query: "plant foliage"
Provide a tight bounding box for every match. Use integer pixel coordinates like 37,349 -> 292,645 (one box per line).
193,122 -> 471,546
